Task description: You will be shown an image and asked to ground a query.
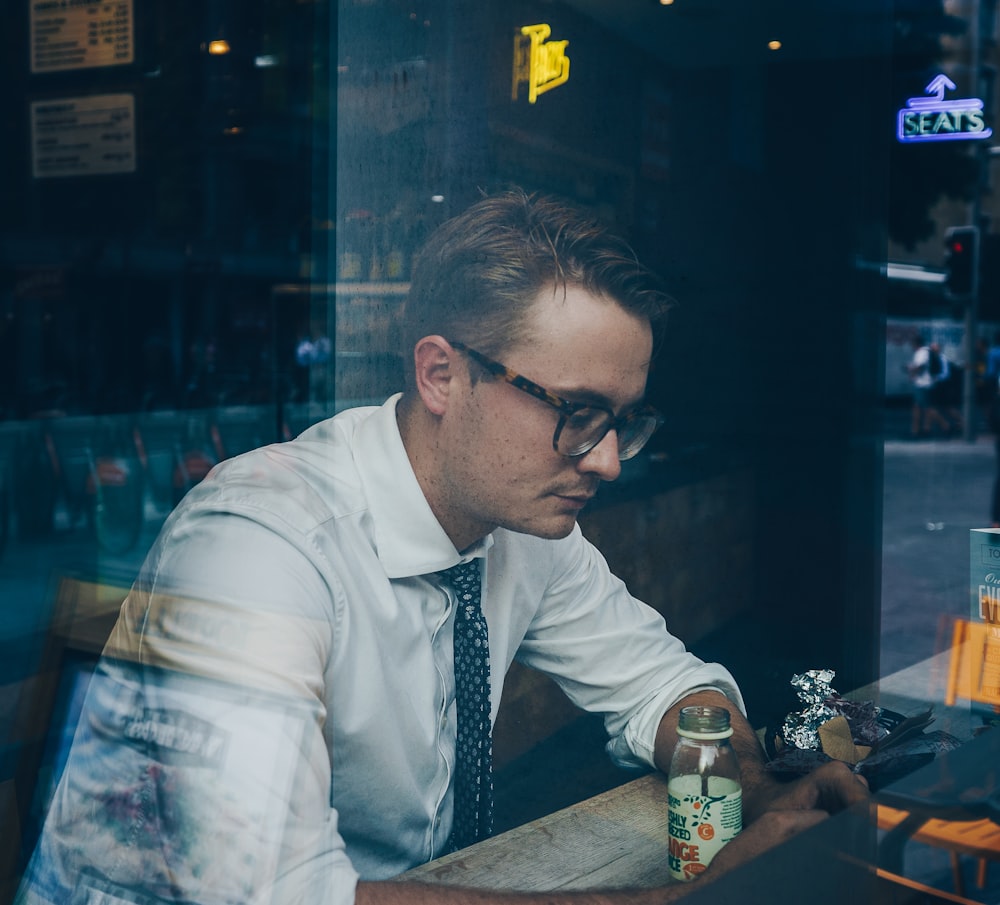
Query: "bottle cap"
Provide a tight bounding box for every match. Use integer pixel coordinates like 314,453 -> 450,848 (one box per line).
676,705 -> 734,740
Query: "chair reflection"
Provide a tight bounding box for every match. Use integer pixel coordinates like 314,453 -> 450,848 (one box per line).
877,803 -> 1000,897
877,617 -> 1000,899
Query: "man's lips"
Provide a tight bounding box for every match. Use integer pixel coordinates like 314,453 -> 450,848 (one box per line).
553,491 -> 596,507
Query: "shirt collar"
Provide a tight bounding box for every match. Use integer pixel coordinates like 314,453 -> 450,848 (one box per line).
354,394 -> 493,579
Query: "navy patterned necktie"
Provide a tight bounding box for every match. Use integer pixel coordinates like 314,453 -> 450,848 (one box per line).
438,559 -> 493,850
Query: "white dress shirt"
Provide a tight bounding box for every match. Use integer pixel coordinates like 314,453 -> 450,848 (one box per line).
18,395 -> 743,905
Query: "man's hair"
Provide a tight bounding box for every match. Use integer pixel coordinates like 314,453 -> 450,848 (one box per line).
401,190 -> 673,376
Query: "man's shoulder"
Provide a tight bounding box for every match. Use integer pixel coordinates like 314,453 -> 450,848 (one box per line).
182,411 -> 375,528
295,403 -> 382,442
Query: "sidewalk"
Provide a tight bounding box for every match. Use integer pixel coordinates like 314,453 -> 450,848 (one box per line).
880,427 -> 997,679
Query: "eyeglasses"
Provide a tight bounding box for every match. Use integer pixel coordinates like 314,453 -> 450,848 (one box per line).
448,339 -> 663,461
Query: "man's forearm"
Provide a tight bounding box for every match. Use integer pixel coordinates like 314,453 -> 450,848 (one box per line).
353,808 -> 828,905
357,879 -> 687,905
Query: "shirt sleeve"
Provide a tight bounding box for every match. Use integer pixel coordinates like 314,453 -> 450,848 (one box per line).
17,509 -> 361,905
512,527 -> 745,771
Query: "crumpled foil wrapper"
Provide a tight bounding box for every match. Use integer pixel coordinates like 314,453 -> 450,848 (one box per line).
782,669 -> 852,751
782,703 -> 839,750
767,669 -> 955,790
790,668 -> 837,704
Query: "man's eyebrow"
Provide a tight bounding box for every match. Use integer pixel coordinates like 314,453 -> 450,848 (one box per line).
555,384 -> 645,413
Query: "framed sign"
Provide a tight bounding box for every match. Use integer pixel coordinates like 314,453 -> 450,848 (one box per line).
31,93 -> 136,178
30,0 -> 134,74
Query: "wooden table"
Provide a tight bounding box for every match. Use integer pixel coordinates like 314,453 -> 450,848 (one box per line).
401,772 -> 673,891
400,659 -> 992,897
397,661 -> 944,894
401,770 -> 880,902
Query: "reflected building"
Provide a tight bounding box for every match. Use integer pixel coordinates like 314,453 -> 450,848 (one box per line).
3,1 -> 996,901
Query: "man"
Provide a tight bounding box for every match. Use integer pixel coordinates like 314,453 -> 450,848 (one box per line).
926,342 -> 963,437
18,191 -> 866,905
906,334 -> 951,438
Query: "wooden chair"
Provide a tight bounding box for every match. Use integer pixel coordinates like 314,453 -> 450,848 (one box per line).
875,866 -> 991,904
943,617 -> 1000,717
876,617 -> 1000,897
877,803 -> 1000,896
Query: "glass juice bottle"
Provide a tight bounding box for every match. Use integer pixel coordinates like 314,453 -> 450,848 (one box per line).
667,705 -> 742,882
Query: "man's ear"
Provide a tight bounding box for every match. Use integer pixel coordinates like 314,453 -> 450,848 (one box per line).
413,336 -> 457,416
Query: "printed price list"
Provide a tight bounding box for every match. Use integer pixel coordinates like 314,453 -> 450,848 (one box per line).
31,93 -> 136,179
31,0 -> 134,74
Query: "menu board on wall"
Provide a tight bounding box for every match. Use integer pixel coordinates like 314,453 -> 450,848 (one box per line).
30,0 -> 134,74
31,93 -> 136,178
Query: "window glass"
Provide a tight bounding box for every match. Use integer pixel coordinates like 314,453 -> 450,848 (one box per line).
2,0 -> 998,898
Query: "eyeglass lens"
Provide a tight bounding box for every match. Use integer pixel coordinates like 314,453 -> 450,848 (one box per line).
558,409 -> 659,460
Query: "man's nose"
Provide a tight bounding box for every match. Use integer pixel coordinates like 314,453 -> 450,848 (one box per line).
576,430 -> 621,482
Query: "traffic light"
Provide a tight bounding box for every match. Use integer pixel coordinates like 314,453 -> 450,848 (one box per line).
944,225 -> 979,300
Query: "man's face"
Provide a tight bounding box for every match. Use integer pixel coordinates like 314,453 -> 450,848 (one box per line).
435,283 -> 654,550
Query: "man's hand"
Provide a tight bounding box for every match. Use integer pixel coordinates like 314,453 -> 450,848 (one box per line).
768,760 -> 870,811
743,760 -> 870,825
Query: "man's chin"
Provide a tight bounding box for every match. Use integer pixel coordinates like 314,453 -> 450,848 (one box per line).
504,514 -> 579,541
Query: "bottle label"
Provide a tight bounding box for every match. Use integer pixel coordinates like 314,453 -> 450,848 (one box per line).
667,775 -> 742,882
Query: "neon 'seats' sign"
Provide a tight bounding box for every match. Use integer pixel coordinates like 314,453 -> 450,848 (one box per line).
897,74 -> 992,143
512,24 -> 570,104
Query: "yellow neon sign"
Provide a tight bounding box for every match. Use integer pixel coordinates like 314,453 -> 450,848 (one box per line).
512,24 -> 570,104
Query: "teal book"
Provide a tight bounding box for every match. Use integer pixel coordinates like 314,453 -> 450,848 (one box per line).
965,529 -> 1000,723
970,528 -> 1000,625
